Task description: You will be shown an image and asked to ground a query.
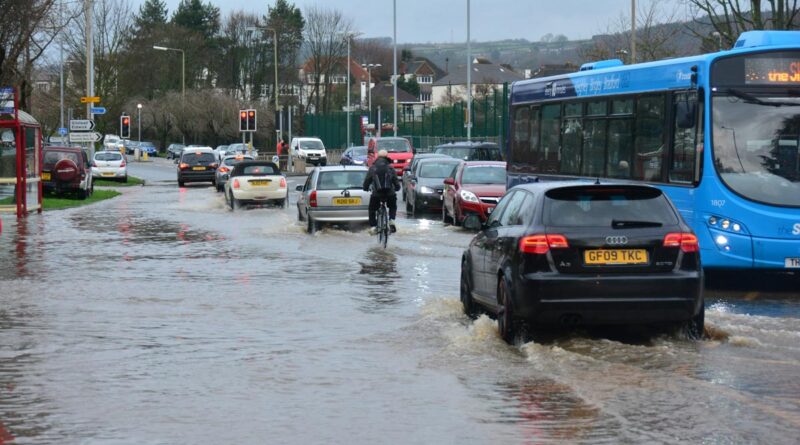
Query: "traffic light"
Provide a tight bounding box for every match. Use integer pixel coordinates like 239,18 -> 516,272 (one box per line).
239,110 -> 247,132
120,115 -> 130,138
247,109 -> 257,131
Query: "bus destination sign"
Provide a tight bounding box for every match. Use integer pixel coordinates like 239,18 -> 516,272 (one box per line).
745,57 -> 800,85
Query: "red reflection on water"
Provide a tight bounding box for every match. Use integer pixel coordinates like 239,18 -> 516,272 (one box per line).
0,419 -> 15,444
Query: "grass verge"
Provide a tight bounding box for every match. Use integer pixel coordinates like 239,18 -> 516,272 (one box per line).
93,175 -> 144,187
43,190 -> 121,210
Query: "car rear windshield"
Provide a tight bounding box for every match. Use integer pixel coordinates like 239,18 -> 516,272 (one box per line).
182,152 -> 216,164
544,186 -> 678,227
242,165 -> 279,176
419,162 -> 458,178
299,140 -> 324,150
377,139 -> 411,153
350,147 -> 367,157
317,170 -> 368,190
223,156 -> 253,166
95,152 -> 122,161
435,146 -> 502,161
44,151 -> 80,164
462,166 -> 506,184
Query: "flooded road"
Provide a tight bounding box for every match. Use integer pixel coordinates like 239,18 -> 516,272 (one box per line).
0,160 -> 798,444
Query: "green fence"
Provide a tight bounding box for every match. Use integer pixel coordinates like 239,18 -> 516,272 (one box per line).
304,83 -> 509,151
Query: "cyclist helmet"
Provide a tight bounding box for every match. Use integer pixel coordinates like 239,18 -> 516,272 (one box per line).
378,149 -> 389,158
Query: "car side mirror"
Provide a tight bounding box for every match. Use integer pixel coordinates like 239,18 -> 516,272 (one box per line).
443,178 -> 455,186
463,214 -> 483,231
295,185 -> 303,192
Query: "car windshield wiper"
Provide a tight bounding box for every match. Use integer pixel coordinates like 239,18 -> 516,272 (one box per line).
611,219 -> 663,228
725,88 -> 800,107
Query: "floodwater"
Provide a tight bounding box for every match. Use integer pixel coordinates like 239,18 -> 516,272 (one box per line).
0,160 -> 798,444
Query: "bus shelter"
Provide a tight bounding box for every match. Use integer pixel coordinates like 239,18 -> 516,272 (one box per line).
0,87 -> 42,217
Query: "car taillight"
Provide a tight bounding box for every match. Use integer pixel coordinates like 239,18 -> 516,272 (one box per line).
179,163 -> 189,170
280,177 -> 286,188
663,233 -> 699,253
218,166 -> 229,173
119,159 -> 126,167
233,179 -> 240,189
309,190 -> 317,207
519,234 -> 569,254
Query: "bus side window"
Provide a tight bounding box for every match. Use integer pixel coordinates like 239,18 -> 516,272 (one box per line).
511,106 -> 530,171
607,119 -> 634,178
634,95 -> 666,182
669,92 -> 699,184
529,107 -> 541,171
540,104 -> 561,173
561,102 -> 583,175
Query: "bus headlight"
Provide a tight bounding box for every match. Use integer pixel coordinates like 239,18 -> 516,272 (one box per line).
706,214 -> 747,234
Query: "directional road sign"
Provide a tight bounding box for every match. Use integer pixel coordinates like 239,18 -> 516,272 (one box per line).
58,127 -> 68,136
69,131 -> 102,143
69,119 -> 95,131
90,106 -> 106,115
80,96 -> 100,104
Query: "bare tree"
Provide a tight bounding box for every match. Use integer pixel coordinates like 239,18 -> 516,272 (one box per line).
219,11 -> 261,100
303,5 -> 352,114
685,0 -> 800,48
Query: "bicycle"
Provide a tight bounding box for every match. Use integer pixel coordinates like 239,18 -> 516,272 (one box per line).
375,198 -> 390,248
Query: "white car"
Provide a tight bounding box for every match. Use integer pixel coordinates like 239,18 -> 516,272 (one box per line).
290,137 -> 327,166
91,151 -> 127,182
224,161 -> 288,210
103,135 -> 121,151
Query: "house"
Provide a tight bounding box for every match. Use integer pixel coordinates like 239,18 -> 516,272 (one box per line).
299,57 -> 374,111
399,57 -> 446,104
431,58 -> 523,107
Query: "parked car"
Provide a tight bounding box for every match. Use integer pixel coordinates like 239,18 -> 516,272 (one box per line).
442,161 -> 507,226
224,161 -> 287,210
366,137 -> 414,175
339,146 -> 368,166
103,134 -> 121,151
401,153 -> 449,201
290,137 -> 327,166
460,182 -> 704,343
166,143 -> 185,160
42,146 -> 93,198
434,141 -> 503,161
296,166 -> 370,233
138,141 -> 157,156
124,140 -> 140,155
215,154 -> 254,192
176,147 -> 217,187
91,150 -> 127,182
117,139 -> 132,154
404,157 -> 461,216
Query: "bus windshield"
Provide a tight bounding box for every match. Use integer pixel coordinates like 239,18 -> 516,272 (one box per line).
712,93 -> 800,207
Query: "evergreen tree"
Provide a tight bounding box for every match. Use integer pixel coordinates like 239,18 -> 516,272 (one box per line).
172,0 -> 220,40
398,74 -> 420,98
265,0 -> 305,76
135,0 -> 168,32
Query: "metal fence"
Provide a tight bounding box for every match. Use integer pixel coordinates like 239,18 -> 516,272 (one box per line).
304,83 -> 510,151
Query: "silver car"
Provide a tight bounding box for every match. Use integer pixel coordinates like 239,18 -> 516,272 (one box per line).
91,150 -> 127,182
296,166 -> 371,233
215,154 -> 254,192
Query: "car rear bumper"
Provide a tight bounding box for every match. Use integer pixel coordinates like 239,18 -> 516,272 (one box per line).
232,189 -> 286,201
92,167 -> 126,178
178,171 -> 215,182
415,192 -> 443,210
309,207 -> 369,222
512,271 -> 703,325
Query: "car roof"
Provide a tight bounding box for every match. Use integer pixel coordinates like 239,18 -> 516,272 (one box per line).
222,155 -> 254,161
94,150 -> 122,154
435,141 -> 499,148
44,146 -> 82,152
183,147 -> 214,153
417,157 -> 462,165
463,161 -> 506,167
232,161 -> 281,173
314,165 -> 368,172
511,180 -> 662,194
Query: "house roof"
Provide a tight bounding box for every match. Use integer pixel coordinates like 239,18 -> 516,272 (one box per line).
370,83 -> 420,103
301,57 -> 373,82
401,58 -> 446,79
432,61 -> 523,86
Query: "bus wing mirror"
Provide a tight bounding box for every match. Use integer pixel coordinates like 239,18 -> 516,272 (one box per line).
676,101 -> 697,129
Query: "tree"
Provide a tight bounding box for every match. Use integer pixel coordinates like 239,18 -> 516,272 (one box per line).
266,0 -> 304,98
398,74 -> 419,98
303,5 -> 352,114
685,0 -> 800,48
135,0 -> 168,32
171,0 -> 220,41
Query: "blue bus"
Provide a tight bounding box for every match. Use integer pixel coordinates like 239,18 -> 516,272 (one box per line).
506,31 -> 800,272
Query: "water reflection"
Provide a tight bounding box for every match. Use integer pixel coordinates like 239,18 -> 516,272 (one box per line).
355,247 -> 400,312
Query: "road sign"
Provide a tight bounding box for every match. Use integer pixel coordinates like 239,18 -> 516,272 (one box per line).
69,119 -> 95,131
69,131 -> 102,143
90,106 -> 106,115
80,96 -> 100,104
58,127 -> 68,136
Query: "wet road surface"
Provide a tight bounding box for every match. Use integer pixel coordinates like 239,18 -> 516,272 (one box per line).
0,159 -> 798,444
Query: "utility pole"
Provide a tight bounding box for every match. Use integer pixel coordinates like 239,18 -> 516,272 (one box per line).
85,0 -> 94,121
393,0 -> 398,137
466,0 -> 472,141
59,0 -> 65,133
631,0 -> 637,64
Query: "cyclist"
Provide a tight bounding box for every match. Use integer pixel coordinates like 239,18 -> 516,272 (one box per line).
363,149 -> 399,235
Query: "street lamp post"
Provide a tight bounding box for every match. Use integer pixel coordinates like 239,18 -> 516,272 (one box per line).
153,45 -> 185,143
341,32 -> 362,147
466,0 -> 472,141
393,0 -> 398,137
362,63 -> 381,126
137,103 -> 142,142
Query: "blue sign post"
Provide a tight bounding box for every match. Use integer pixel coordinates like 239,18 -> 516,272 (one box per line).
58,127 -> 68,136
90,106 -> 106,115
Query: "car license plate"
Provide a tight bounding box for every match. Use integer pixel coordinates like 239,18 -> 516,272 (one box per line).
101,172 -> 115,177
584,249 -> 648,265
250,180 -> 270,186
41,172 -> 51,181
192,166 -> 206,171
333,197 -> 362,205
785,258 -> 800,268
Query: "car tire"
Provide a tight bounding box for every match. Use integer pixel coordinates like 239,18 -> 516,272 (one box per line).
497,277 -> 518,344
307,216 -> 318,234
297,208 -> 304,222
405,197 -> 412,214
442,205 -> 449,224
275,198 -> 286,208
460,261 -> 477,318
178,180 -> 185,187
454,207 -> 462,227
122,176 -> 128,183
685,301 -> 705,340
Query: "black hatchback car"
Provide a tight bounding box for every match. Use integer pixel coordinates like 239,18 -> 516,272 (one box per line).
177,148 -> 218,187
460,182 -> 703,343
434,141 -> 503,161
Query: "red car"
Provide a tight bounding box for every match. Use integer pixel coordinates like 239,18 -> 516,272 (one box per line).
366,137 -> 414,176
42,146 -> 94,199
442,161 -> 507,226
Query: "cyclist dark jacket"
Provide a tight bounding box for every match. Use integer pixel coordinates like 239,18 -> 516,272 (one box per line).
363,156 -> 400,227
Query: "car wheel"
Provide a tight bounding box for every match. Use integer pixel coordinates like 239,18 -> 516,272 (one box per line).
497,277 -> 518,344
228,192 -> 236,210
307,216 -> 317,234
685,301 -> 705,340
122,176 -> 128,183
460,260 -> 477,318
442,205 -> 449,224
297,208 -> 304,221
454,207 -> 462,227
405,197 -> 412,214
178,180 -> 185,187
275,198 -> 286,208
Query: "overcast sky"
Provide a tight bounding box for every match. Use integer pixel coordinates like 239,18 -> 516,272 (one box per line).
134,0 -> 682,43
